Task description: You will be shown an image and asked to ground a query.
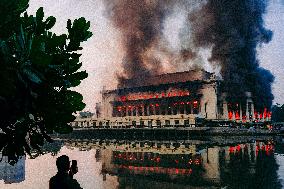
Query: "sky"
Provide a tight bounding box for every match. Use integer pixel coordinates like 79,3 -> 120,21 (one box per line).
28,0 -> 284,111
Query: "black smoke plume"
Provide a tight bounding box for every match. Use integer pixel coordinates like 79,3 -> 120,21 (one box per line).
189,0 -> 274,110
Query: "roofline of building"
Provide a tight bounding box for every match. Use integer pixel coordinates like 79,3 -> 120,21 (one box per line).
103,78 -> 219,95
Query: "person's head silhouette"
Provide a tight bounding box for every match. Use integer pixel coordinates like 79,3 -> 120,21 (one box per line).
56,155 -> 70,173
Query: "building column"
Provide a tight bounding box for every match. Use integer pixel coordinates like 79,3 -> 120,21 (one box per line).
240,104 -> 243,122
142,105 -> 145,116
246,101 -> 249,122
146,105 -> 150,116
251,103 -> 255,121
232,111 -> 236,121
223,102 -> 228,120
135,107 -> 138,116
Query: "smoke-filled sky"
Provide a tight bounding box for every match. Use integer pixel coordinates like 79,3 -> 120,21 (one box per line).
28,0 -> 284,111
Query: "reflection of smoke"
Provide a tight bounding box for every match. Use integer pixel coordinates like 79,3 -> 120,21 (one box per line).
104,0 -> 274,110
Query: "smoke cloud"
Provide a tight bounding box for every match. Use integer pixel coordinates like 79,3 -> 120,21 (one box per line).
104,0 -> 170,81
104,0 -> 274,110
189,0 -> 274,110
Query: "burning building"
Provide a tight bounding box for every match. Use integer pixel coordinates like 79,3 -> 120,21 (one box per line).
95,0 -> 274,127
70,0 -> 274,128
100,69 -> 271,126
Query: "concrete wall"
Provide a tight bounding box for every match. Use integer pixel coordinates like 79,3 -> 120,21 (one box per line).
200,83 -> 218,119
101,92 -> 115,118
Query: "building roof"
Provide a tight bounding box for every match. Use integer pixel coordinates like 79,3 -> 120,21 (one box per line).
118,69 -> 214,89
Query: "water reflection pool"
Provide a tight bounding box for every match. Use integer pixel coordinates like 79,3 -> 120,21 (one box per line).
1,138 -> 284,189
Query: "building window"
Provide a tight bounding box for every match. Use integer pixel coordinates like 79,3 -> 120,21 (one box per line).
149,105 -> 154,115
133,107 -> 137,116
167,106 -> 172,115
138,106 -> 143,116
156,120 -> 161,127
140,121 -> 144,126
185,104 -> 191,114
121,107 -> 126,117
165,120 -> 170,126
155,106 -> 160,115
148,121 -> 152,127
127,107 -> 132,116
132,121 -> 136,127
144,106 -> 148,116
174,120 -> 179,125
180,104 -> 185,114
184,120 -> 189,126
173,106 -> 178,115
161,106 -> 166,115
193,100 -> 199,114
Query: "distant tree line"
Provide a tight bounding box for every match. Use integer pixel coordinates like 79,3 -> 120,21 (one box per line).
79,111 -> 94,118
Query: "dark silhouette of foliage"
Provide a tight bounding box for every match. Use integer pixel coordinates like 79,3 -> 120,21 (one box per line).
0,0 -> 92,163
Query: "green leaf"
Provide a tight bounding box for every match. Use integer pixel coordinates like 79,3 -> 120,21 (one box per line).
45,16 -> 56,30
36,7 -> 44,23
67,19 -> 72,31
22,67 -> 42,84
65,71 -> 88,87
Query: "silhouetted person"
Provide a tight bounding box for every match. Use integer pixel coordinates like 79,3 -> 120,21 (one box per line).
49,155 -> 83,189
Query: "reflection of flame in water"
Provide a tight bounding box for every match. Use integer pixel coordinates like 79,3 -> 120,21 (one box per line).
63,139 -> 282,188
112,151 -> 202,176
228,142 -> 274,157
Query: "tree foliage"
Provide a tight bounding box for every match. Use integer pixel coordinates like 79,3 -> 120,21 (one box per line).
0,0 -> 92,163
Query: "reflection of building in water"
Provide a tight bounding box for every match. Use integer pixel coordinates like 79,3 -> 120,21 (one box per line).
0,156 -> 25,184
99,142 -> 223,186
220,141 -> 280,189
97,140 -> 276,188
64,139 -> 279,188
95,149 -> 102,162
